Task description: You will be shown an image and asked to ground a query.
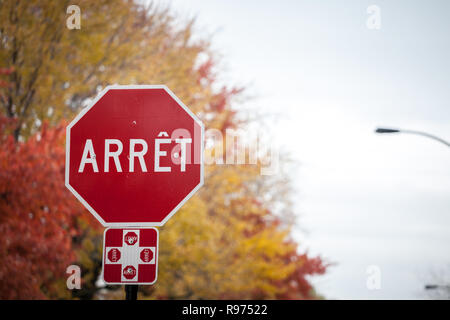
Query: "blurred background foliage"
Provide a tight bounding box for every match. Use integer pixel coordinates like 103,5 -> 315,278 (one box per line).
0,0 -> 327,299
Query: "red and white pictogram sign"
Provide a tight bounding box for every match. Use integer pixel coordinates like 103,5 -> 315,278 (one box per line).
102,227 -> 158,284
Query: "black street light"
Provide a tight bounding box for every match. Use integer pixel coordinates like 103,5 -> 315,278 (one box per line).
375,127 -> 450,147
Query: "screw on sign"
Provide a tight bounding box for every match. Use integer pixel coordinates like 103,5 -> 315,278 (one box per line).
65,85 -> 204,227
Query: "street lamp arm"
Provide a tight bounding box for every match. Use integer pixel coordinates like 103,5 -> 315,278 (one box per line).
399,129 -> 450,147
375,127 -> 450,147
425,284 -> 450,290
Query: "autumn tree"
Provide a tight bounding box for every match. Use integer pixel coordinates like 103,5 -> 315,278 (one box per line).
0,0 -> 239,139
0,0 -> 327,299
0,117 -> 98,299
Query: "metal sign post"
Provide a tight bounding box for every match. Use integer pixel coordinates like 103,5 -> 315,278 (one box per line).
125,285 -> 138,300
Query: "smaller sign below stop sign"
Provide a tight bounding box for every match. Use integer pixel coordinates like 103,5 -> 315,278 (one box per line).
102,227 -> 159,285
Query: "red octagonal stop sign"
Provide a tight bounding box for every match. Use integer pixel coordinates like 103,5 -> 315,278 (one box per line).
65,85 -> 203,226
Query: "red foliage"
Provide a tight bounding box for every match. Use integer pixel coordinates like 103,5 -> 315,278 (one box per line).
0,67 -> 13,87
0,67 -> 13,104
195,59 -> 243,132
196,58 -> 215,85
275,252 -> 328,299
0,117 -> 92,299
209,87 -> 243,132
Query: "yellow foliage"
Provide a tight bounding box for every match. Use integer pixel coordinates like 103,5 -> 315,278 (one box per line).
149,162 -> 298,299
0,0 -> 218,138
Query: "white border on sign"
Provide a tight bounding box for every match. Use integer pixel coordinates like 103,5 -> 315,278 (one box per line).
65,85 -> 205,227
101,227 -> 159,285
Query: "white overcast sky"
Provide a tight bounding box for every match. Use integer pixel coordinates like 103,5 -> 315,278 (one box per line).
156,0 -> 450,299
